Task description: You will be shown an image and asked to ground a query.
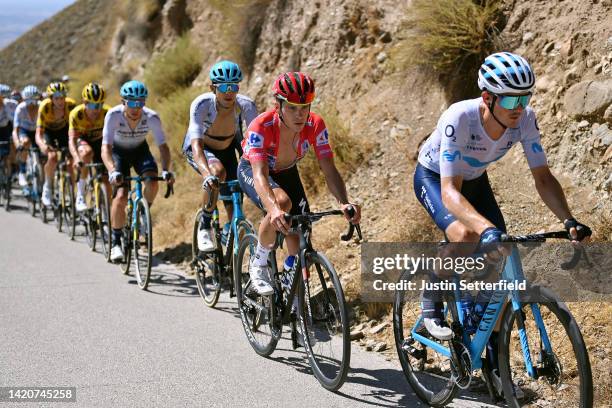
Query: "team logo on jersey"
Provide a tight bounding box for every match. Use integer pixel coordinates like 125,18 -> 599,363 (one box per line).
302,140 -> 309,152
531,143 -> 543,153
442,150 -> 461,162
470,134 -> 481,141
248,132 -> 263,148
316,129 -> 329,146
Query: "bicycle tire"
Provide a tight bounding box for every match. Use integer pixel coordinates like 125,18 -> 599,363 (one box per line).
392,268 -> 458,407
134,199 -> 153,290
119,225 -> 132,275
98,183 -> 111,261
298,252 -> 350,391
85,183 -> 97,251
234,233 -> 279,356
54,172 -> 63,232
192,209 -> 222,307
61,175 -> 76,240
30,158 -> 42,217
4,174 -> 11,212
498,286 -> 593,408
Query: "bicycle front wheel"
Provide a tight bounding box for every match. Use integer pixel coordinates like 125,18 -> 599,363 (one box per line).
235,233 -> 279,356
392,268 -> 458,407
498,286 -> 593,408
133,199 -> 153,290
98,183 -> 111,261
192,209 -> 222,307
298,252 -> 350,391
54,172 -> 63,232
62,176 -> 76,240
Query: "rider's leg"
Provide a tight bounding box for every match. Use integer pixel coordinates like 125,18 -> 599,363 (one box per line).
17,135 -> 31,184
136,143 -> 159,205
110,185 -> 128,260
142,170 -> 159,205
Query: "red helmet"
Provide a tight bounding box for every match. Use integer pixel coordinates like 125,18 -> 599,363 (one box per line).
273,72 -> 315,104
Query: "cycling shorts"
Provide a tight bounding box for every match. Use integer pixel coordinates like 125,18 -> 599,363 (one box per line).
44,125 -> 69,149
185,142 -> 239,199
112,142 -> 158,178
413,163 -> 506,233
18,129 -> 35,141
78,138 -> 104,172
238,159 -> 310,216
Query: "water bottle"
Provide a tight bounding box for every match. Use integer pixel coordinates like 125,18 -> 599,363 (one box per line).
460,296 -> 476,335
220,222 -> 230,246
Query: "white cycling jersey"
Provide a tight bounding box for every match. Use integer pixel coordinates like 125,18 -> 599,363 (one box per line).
102,105 -> 166,149
0,99 -> 17,128
13,101 -> 38,132
181,92 -> 258,152
418,98 -> 548,180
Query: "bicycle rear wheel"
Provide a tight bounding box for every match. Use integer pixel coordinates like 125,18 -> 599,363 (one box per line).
298,252 -> 350,391
84,183 -> 96,251
235,233 -> 279,356
392,268 -> 458,407
192,209 -> 222,307
119,225 -> 132,275
133,199 -> 152,290
98,183 -> 111,261
62,176 -> 76,240
54,172 -> 63,232
498,287 -> 593,408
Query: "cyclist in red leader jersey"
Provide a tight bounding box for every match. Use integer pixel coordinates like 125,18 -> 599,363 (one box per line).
238,72 -> 361,295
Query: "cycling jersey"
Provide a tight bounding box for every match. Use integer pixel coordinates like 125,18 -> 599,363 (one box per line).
241,110 -> 333,172
102,105 -> 166,149
418,98 -> 547,180
13,101 -> 39,132
0,99 -> 17,128
182,93 -> 258,152
36,97 -> 76,130
69,104 -> 110,142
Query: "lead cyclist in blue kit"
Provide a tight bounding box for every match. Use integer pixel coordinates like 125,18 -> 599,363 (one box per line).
413,52 -> 592,398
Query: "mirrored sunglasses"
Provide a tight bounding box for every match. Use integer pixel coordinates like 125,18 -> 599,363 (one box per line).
52,92 -> 66,98
124,99 -> 145,108
86,102 -> 102,110
215,83 -> 239,93
497,94 -> 532,110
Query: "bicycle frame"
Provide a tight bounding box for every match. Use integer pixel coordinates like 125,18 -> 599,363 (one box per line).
410,245 -> 551,378
216,180 -> 248,262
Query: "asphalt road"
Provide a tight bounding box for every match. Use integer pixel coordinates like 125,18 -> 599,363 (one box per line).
0,198 -> 499,408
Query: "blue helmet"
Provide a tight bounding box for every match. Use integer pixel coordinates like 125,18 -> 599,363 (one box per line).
209,60 -> 242,84
0,84 -> 11,98
478,52 -> 535,95
120,80 -> 148,99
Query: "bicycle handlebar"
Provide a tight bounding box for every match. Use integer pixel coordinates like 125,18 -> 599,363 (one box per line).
501,230 -> 574,242
283,206 -> 363,242
115,176 -> 174,199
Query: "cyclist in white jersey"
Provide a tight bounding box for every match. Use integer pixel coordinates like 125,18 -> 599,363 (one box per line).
102,80 -> 175,262
0,84 -> 18,173
183,60 -> 258,252
12,85 -> 41,187
413,52 -> 591,399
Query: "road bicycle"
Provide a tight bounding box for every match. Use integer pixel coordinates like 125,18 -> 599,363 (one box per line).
22,146 -> 43,217
78,163 -> 112,260
117,175 -> 173,290
50,147 -> 75,235
393,231 -> 593,407
191,180 -> 254,307
235,208 -> 361,391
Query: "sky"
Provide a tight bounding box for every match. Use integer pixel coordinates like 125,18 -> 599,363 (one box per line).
0,0 -> 76,49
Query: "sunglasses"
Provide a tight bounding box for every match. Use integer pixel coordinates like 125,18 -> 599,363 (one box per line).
123,99 -> 145,108
214,83 -> 239,93
86,102 -> 102,110
497,93 -> 532,110
52,92 -> 66,98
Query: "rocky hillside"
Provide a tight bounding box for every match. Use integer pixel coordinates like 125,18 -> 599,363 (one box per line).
1,0 -> 610,404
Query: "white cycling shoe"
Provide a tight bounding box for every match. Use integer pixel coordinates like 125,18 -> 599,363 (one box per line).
197,227 -> 216,252
75,194 -> 87,212
248,260 -> 274,296
18,172 -> 27,187
110,245 -> 124,263
423,318 -> 453,340
41,185 -> 52,207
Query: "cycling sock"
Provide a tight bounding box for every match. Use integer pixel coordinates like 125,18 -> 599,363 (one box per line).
77,179 -> 85,196
283,255 -> 296,270
44,179 -> 51,189
112,229 -> 122,246
200,210 -> 212,229
253,242 -> 270,267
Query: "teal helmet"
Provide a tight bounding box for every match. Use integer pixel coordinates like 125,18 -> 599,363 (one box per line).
209,60 -> 242,84
120,80 -> 148,99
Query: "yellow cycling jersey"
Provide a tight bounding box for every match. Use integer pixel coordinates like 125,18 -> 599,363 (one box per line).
36,97 -> 76,131
68,103 -> 110,142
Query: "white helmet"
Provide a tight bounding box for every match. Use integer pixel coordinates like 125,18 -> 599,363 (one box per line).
22,85 -> 41,100
0,84 -> 10,98
477,52 -> 535,95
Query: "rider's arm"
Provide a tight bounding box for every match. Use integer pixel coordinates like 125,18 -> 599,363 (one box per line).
318,156 -> 361,223
101,143 -> 115,173
35,127 -> 46,151
530,166 -> 573,221
148,113 -> 172,173
158,143 -> 172,173
441,175 -> 495,234
68,129 -> 80,163
190,138 -> 212,177
251,160 -> 279,214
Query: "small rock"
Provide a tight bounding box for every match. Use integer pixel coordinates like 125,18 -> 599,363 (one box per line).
563,68 -> 579,86
350,329 -> 364,341
535,76 -> 553,92
522,32 -> 535,44
560,38 -> 573,57
369,322 -> 389,334
543,42 -> 555,53
604,104 -> 612,123
378,31 -> 392,43
365,339 -> 376,351
376,52 -> 387,63
607,36 -> 612,50
578,120 -> 590,129
373,342 -> 388,352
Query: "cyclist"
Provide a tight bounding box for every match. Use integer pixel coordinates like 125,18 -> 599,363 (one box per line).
12,85 -> 41,187
11,90 -> 22,104
414,51 -> 591,397
0,84 -> 17,174
69,82 -> 110,212
36,82 -> 76,206
238,72 -> 361,295
183,60 -> 258,252
102,80 -> 174,263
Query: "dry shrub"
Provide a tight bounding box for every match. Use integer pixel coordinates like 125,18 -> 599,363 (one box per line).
393,0 -> 504,78
299,101 -> 373,195
144,35 -> 202,99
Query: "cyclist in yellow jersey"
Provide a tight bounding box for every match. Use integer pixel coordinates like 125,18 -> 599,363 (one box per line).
36,82 -> 76,207
68,83 -> 110,212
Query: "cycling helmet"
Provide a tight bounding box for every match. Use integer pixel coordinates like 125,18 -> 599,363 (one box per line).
61,74 -> 71,83
0,84 -> 10,98
120,80 -> 148,99
273,72 -> 315,105
47,81 -> 67,96
478,52 -> 535,95
209,60 -> 242,84
82,82 -> 106,103
22,85 -> 41,100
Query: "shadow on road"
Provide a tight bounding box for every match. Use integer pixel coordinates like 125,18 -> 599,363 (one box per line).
126,270 -> 199,297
